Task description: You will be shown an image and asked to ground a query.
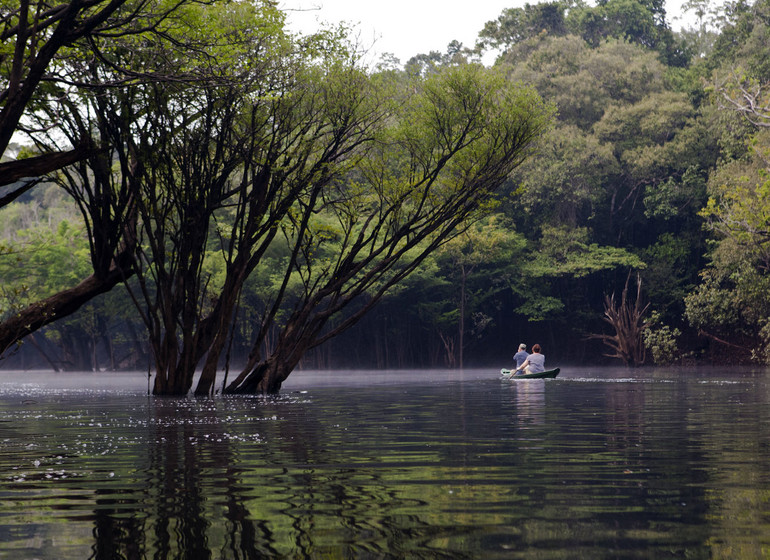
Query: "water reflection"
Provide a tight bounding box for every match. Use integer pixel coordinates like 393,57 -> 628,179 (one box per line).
0,368 -> 770,558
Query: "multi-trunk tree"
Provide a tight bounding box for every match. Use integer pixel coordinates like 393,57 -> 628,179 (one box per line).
221,66 -> 551,394
36,1 -> 551,394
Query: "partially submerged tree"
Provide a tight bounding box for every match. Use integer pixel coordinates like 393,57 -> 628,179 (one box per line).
1,0 -> 551,392
220,64 -> 553,394
38,0 -> 318,394
96,19 -> 550,395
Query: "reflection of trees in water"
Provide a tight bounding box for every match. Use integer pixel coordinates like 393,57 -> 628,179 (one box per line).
495,378 -> 716,553
243,398 -> 466,559
87,397 -> 458,559
88,399 -> 278,558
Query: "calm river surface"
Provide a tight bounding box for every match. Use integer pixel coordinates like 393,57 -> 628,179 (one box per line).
1,366 -> 769,559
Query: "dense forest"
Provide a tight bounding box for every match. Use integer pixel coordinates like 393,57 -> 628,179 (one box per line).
1,0 -> 769,388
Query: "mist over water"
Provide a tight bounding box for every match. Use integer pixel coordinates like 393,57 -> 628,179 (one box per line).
1,366 -> 769,558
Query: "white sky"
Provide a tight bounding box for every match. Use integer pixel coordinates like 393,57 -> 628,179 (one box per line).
280,0 -> 694,66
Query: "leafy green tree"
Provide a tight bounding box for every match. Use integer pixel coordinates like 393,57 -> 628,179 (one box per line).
432,215 -> 527,368
682,0 -> 770,362
643,310 -> 682,364
477,0 -> 571,52
0,216 -> 96,367
571,0 -> 689,65
510,124 -> 618,231
502,34 -> 711,240
93,3 -> 370,395
707,0 -> 769,76
592,89 -> 708,242
574,0 -> 660,48
503,37 -> 668,130
482,0 -> 687,66
676,0 -> 724,58
687,130 -> 770,361
509,225 -> 644,354
404,40 -> 476,76
491,31 -> 709,358
637,232 -> 699,319
699,135 -> 770,270
685,254 -> 770,362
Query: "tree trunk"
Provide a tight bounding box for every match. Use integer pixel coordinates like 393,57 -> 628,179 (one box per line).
224,317 -> 318,395
59,324 -> 94,371
458,264 -> 467,369
193,272 -> 247,396
439,332 -> 456,368
27,333 -> 61,372
226,354 -> 295,395
153,364 -> 196,396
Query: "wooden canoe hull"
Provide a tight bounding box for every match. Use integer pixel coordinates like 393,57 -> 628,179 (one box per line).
500,367 -> 560,379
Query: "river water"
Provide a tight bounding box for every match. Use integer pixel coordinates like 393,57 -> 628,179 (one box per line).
0,366 -> 769,559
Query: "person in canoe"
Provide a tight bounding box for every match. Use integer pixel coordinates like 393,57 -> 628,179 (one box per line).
514,343 -> 545,375
513,343 -> 529,371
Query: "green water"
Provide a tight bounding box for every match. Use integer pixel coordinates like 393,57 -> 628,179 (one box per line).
0,367 -> 768,559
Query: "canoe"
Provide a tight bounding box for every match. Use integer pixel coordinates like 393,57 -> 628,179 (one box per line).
500,367 -> 560,379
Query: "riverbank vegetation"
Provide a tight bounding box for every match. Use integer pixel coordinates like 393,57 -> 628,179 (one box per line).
2,0 -> 770,391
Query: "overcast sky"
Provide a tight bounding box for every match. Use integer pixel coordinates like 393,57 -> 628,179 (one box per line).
280,0 -> 694,65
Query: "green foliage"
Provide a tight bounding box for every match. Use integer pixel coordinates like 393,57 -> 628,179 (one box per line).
0,215 -> 91,316
643,165 -> 708,219
404,41 -> 475,76
504,37 -> 669,130
708,0 -> 770,76
512,124 -> 618,227
684,247 -> 770,362
594,91 -> 694,150
481,0 -> 686,65
412,217 -> 528,358
528,226 -> 644,278
685,260 -> 768,326
642,311 -> 682,364
506,225 -> 644,324
516,295 -> 565,322
637,233 -> 697,318
494,24 -> 712,337
477,1 -> 570,51
700,129 -> 770,270
501,34 -> 708,246
759,318 -> 770,363
574,0 -> 660,47
439,216 -> 525,270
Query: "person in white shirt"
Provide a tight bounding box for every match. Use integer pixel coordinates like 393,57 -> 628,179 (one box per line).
515,343 -> 545,374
